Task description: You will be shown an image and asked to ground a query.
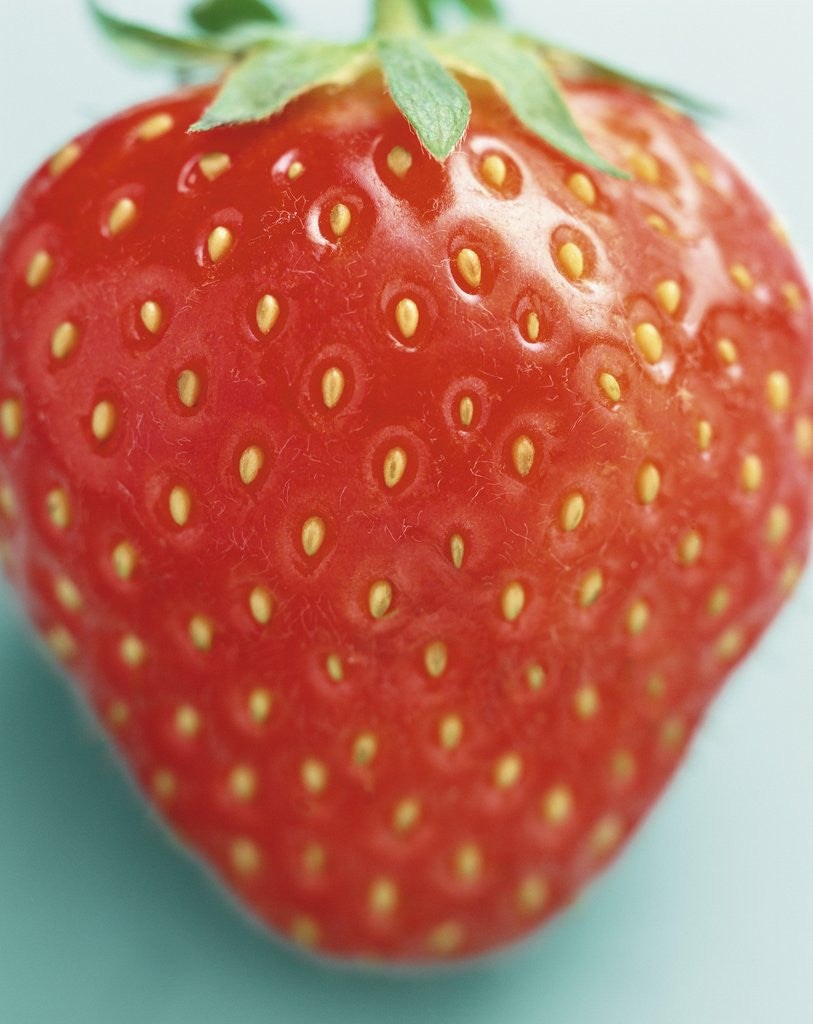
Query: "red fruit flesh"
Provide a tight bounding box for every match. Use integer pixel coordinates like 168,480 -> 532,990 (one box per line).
0,75 -> 811,961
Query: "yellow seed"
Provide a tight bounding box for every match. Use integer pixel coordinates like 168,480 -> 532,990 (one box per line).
511,435 -> 535,477
560,492 -> 586,532
301,758 -> 328,795
301,516 -> 326,557
54,576 -> 82,612
766,371 -> 791,412
321,367 -> 345,409
501,581 -> 526,622
634,322 -> 664,364
598,372 -> 621,403
636,462 -> 661,505
517,875 -> 549,914
427,921 -> 464,956
137,112 -> 174,141
175,704 -> 201,737
770,218 -> 790,246
707,585 -> 731,617
715,626 -> 745,661
393,797 -> 421,834
591,815 -> 623,855
287,160 -> 305,180
494,752 -> 523,789
455,843 -> 483,882
630,150 -> 660,183
626,598 -> 650,636
387,145 -> 412,178
542,785 -> 573,824
647,673 -> 667,699
661,716 -> 686,751
368,579 -> 392,619
729,263 -> 754,291
207,226 -> 233,262
140,301 -> 163,334
352,732 -> 378,766
558,242 -> 585,281
325,653 -> 343,681
198,151 -> 231,181
230,838 -> 261,876
329,203 -> 351,237
424,640 -> 448,678
111,540 -> 137,580
152,770 -> 177,801
395,297 -> 419,339
51,321 -> 79,359
239,445 -> 264,485
91,400 -> 116,441
108,198 -> 138,236
780,560 -> 803,594
439,714 -> 463,750
47,625 -> 77,661
458,395 -> 474,427
716,337 -> 738,365
107,700 -> 130,728
26,250 -> 53,288
526,311 -> 540,341
456,248 -> 482,289
526,664 -> 546,692
1,398 -> 22,440
567,172 -> 596,206
655,279 -> 681,315
383,447 -> 407,488
578,568 -> 603,607
49,142 -> 81,177
693,160 -> 713,184
248,688 -> 273,723
740,454 -> 763,493
290,916 -> 321,948
119,633 -> 146,667
188,615 -> 213,652
766,505 -> 791,546
450,533 -> 464,569
369,877 -> 398,915
229,765 -> 257,802
573,684 -> 600,719
796,416 -> 813,457
678,529 -> 703,566
169,485 -> 191,526
249,586 -> 273,625
481,153 -> 508,188
697,419 -> 713,451
782,282 -> 803,312
256,294 -> 280,335
646,213 -> 669,233
176,370 -> 201,409
612,749 -> 637,781
46,488 -> 71,529
302,842 -> 325,875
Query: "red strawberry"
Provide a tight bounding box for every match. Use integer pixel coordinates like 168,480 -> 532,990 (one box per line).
0,0 -> 811,962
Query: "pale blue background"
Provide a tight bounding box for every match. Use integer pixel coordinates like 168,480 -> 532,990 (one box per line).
1,2 -> 811,1022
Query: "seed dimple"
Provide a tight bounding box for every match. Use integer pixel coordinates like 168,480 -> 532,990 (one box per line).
598,372 -> 621,403
795,416 -> 813,457
526,664 -> 545,691
455,843 -> 483,882
198,152 -> 231,181
439,714 -> 463,750
782,282 -> 803,312
526,311 -> 540,341
766,371 -> 791,412
456,248 -> 482,289
152,770 -> 176,801
481,153 -> 507,188
188,614 -> 213,652
326,653 -> 343,681
707,584 -> 731,617
501,581 -> 526,622
511,435 -> 535,477
248,688 -> 273,723
579,568 -> 603,607
112,540 -> 137,580
766,505 -> 791,546
383,447 -> 407,488
427,922 -> 464,956
494,752 -> 523,789
120,633 -> 146,667
716,337 -> 738,366
458,395 -> 474,427
230,838 -> 261,876
393,797 -> 421,834
626,598 -> 650,636
47,625 -> 78,661
517,876 -> 549,915
108,198 -> 138,236
697,420 -> 713,451
741,454 -> 763,493
249,586 -> 273,625
424,641 -> 447,678
655,279 -> 681,315
395,298 -> 419,339
301,516 -> 326,557
329,203 -> 351,238
139,301 -> 163,335
369,877 -> 398,915
573,683 -> 600,719
321,367 -> 345,409
352,732 -> 378,766
91,400 -> 116,441
450,533 -> 464,569
715,626 -> 745,661
51,321 -> 79,359
729,263 -> 754,291
634,322 -> 663,364
255,294 -> 280,335
287,160 -> 305,180
368,579 -> 393,619
46,488 -> 71,529
239,445 -> 264,485
387,145 -> 413,178
560,492 -> 585,532
636,462 -> 661,504
630,150 -> 660,183
49,142 -> 81,177
542,785 -> 573,824
301,758 -> 328,795
169,485 -> 191,526
558,242 -> 585,281
137,112 -> 174,141
229,765 -> 257,802
678,529 -> 702,565
1,399 -> 22,440
207,226 -> 234,263
567,172 -> 596,205
26,250 -> 53,288
175,704 -> 201,737
54,576 -> 82,612
176,370 -> 201,408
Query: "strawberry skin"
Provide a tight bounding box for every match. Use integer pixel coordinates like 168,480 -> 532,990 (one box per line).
0,75 -> 811,962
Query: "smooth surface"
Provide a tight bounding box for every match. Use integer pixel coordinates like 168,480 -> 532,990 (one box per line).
1,1 -> 811,1021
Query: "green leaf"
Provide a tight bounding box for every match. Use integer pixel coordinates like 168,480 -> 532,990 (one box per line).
457,0 -> 500,19
377,36 -> 471,160
439,30 -> 627,177
190,41 -> 365,131
189,0 -> 283,35
88,1 -> 234,66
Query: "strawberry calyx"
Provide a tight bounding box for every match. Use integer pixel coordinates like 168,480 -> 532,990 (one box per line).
89,0 -> 710,173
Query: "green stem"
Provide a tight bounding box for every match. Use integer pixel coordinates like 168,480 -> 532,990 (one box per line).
373,0 -> 422,35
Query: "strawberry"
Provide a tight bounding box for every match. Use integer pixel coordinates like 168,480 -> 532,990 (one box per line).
0,0 -> 811,963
